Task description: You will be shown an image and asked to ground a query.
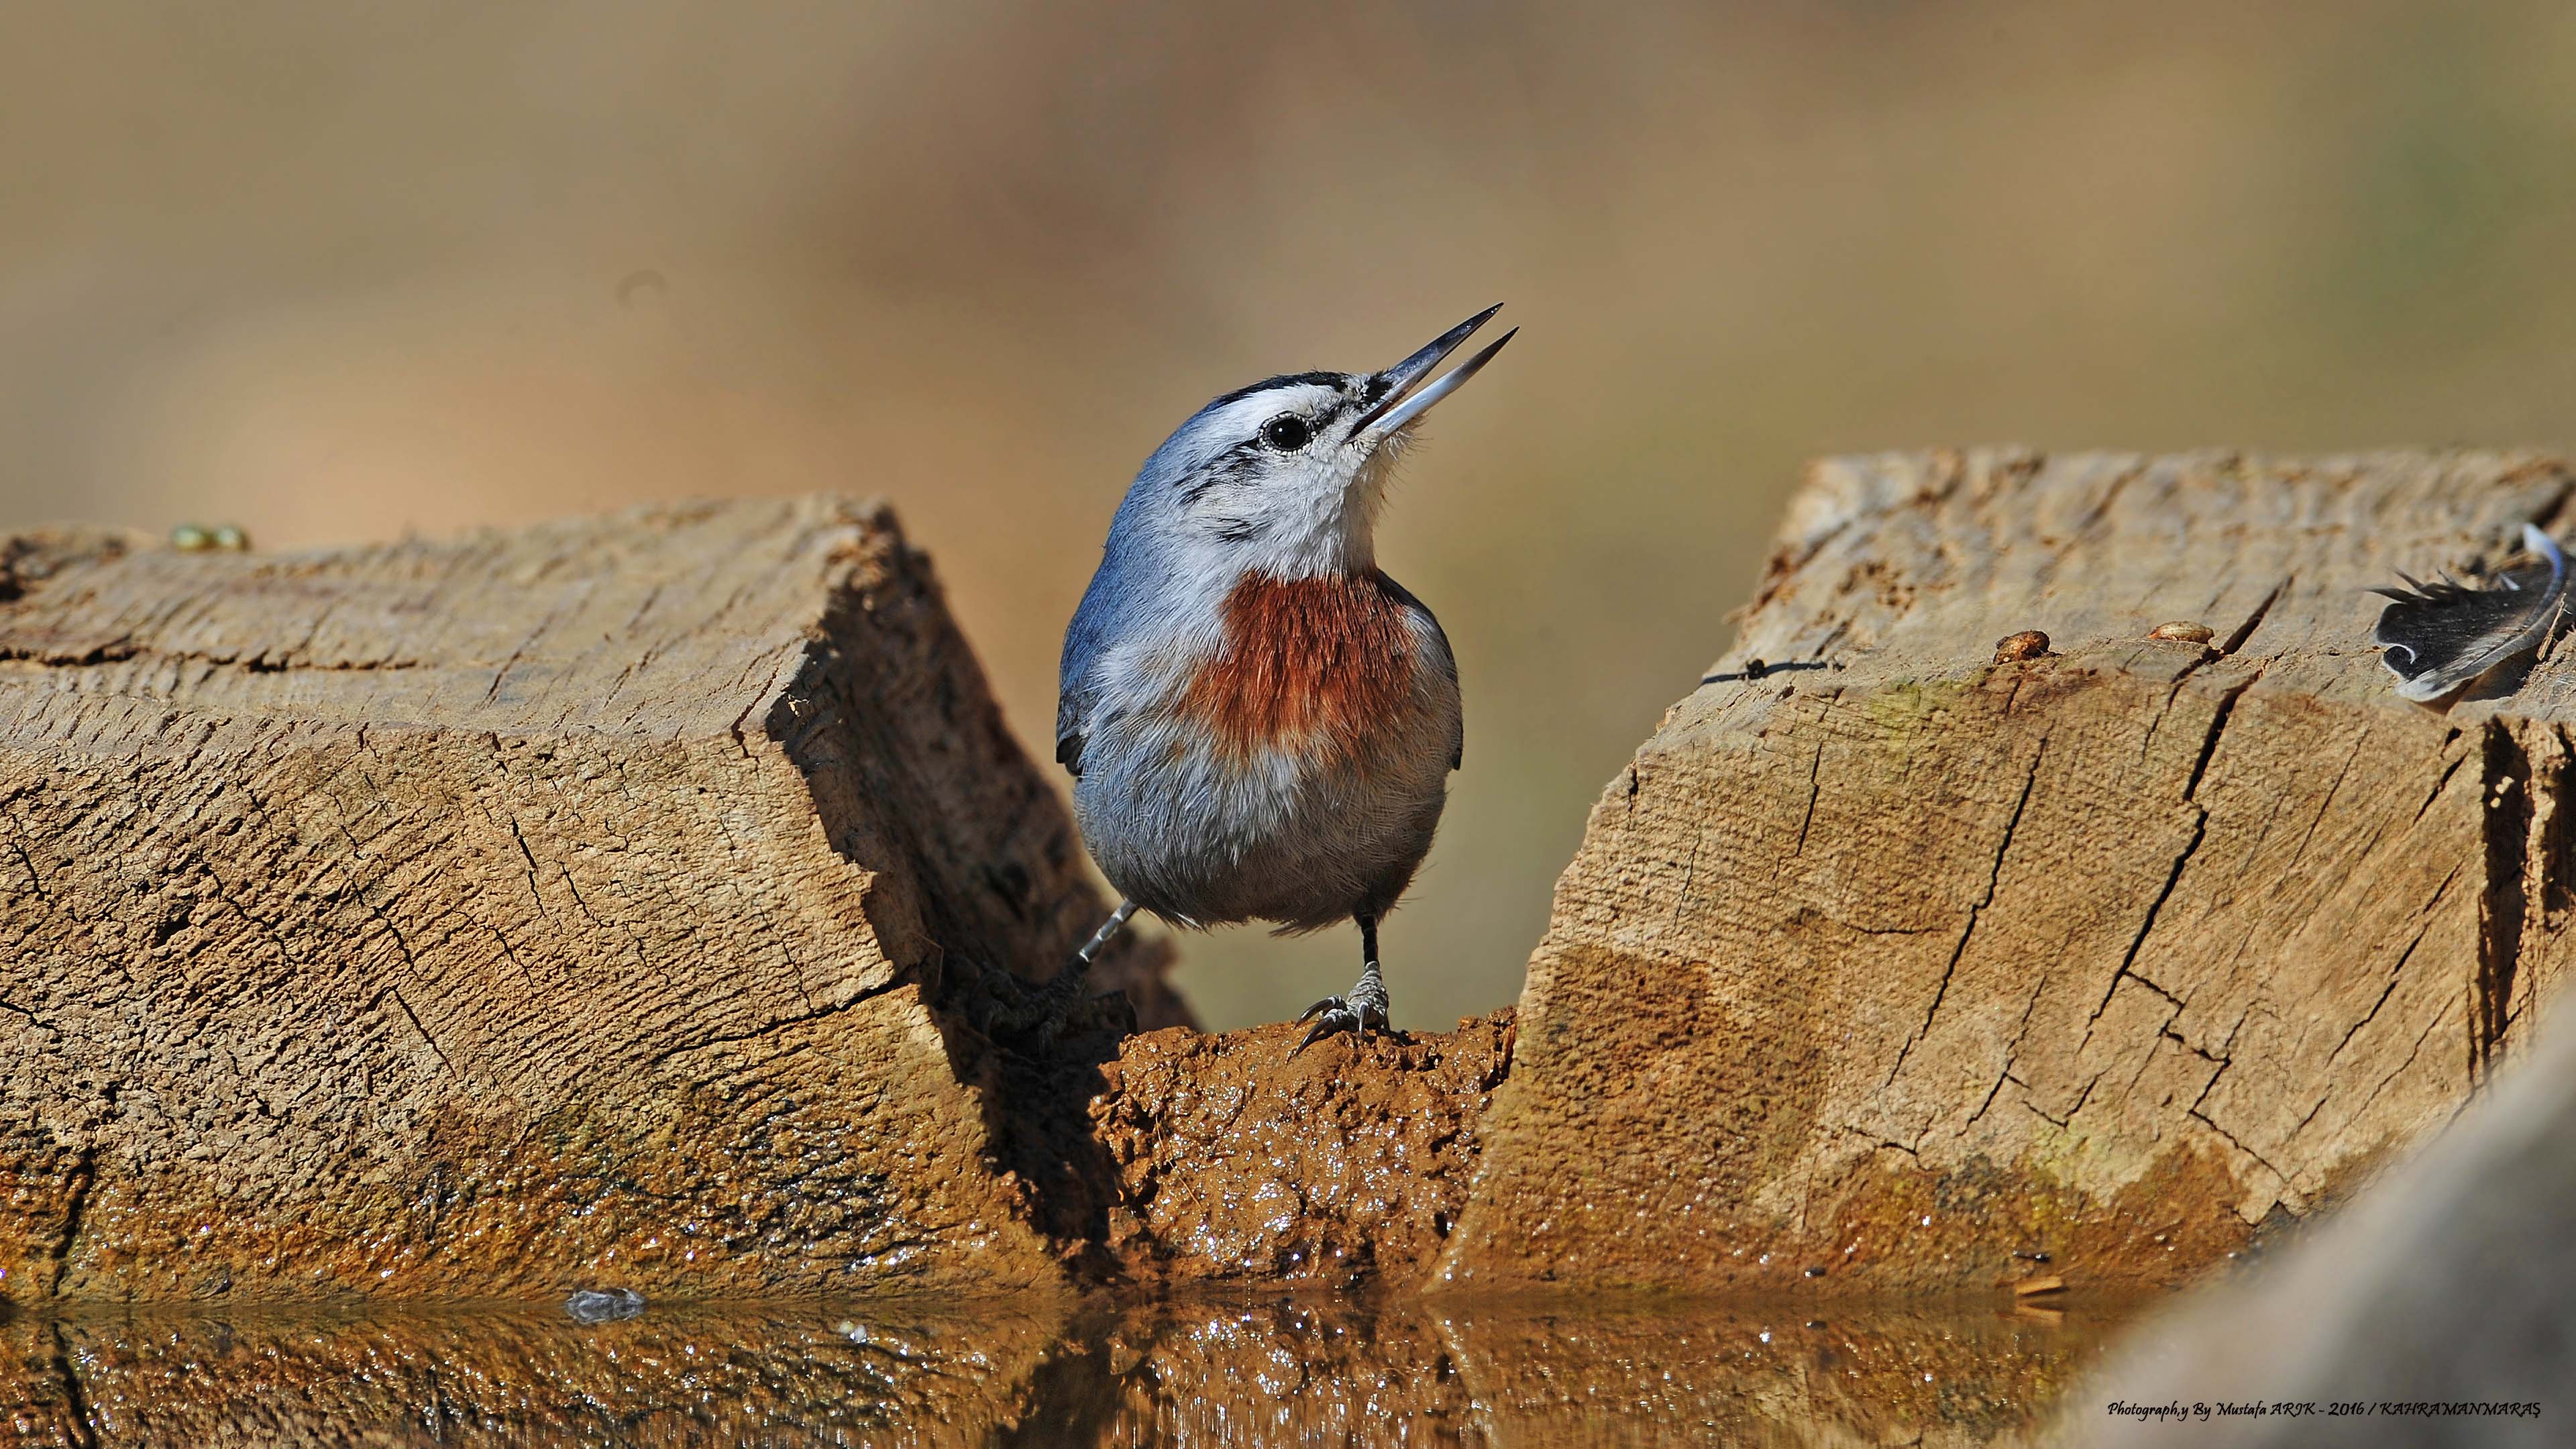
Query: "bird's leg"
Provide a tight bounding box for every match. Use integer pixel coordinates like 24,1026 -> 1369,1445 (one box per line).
1295,914 -> 1393,1053
1072,899 -> 1138,975
983,898 -> 1136,1041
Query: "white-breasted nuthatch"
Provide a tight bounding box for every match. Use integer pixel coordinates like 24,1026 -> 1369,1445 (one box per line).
1026,307 -> 1514,1051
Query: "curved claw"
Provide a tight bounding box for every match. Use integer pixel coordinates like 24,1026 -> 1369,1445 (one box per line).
1295,1003 -> 1362,1055
1292,993 -> 1390,1055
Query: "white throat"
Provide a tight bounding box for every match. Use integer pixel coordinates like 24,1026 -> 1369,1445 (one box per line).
1226,431 -> 1407,581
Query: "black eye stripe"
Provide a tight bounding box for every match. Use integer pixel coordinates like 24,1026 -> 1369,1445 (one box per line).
1177,451 -> 1258,502
1173,379 -> 1359,499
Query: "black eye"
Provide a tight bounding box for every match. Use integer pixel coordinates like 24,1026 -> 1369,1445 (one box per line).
1259,414 -> 1313,451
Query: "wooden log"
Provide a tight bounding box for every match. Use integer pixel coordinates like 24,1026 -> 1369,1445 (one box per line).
1438,449 -> 2576,1295
0,498 -> 1180,1301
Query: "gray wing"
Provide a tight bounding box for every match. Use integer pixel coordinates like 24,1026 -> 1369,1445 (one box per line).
1054,696 -> 1086,778
1381,573 -> 1462,771
1057,553 -> 1136,780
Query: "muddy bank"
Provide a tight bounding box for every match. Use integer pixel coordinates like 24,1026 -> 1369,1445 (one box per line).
1082,1015 -> 1515,1287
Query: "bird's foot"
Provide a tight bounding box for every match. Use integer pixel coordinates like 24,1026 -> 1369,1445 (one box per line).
966,900 -> 1140,1049
971,961 -> 1131,1049
1295,963 -> 1391,1054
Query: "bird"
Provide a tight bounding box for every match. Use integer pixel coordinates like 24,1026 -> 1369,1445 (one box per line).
1020,306 -> 1515,1052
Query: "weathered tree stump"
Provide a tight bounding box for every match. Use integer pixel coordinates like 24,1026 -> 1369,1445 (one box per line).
1440,449 -> 2576,1295
0,499 -> 1181,1301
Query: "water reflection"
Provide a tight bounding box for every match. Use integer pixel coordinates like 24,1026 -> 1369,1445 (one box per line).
5,1292 -> 2133,1446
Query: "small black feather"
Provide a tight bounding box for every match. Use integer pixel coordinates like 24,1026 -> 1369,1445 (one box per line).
2372,524 -> 2566,702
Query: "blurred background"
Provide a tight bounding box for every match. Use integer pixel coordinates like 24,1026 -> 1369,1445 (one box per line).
9,1 -> 2576,1028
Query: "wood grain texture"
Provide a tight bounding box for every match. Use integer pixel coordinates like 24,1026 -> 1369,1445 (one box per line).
0,498 -> 1181,1302
2065,987 -> 2576,1446
1439,449 -> 2576,1295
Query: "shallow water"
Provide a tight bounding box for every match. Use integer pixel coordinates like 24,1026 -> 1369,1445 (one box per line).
6,1291 -> 2135,1446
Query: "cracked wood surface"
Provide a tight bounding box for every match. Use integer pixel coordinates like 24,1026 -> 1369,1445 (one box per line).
0,498 -> 1179,1302
2066,985 -> 2576,1446
1438,449 -> 2576,1295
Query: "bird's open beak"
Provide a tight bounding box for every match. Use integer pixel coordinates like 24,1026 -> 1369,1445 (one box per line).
1352,304 -> 1517,438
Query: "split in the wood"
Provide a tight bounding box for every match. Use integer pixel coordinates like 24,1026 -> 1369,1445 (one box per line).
1703,656 -> 1839,684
